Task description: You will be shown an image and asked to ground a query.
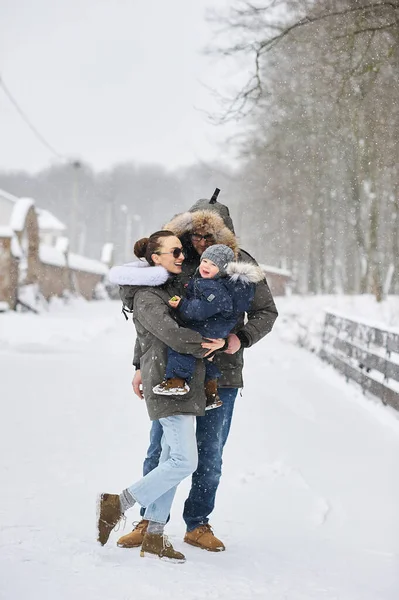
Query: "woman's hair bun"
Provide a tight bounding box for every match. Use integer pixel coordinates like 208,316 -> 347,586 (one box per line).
134,237 -> 149,259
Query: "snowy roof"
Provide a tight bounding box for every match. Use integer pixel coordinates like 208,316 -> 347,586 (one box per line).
0,188 -> 66,235
68,252 -> 108,276
37,208 -> 66,232
39,244 -> 109,275
55,236 -> 69,254
0,188 -> 18,204
10,197 -> 35,232
0,226 -> 13,238
259,263 -> 292,278
40,244 -> 67,268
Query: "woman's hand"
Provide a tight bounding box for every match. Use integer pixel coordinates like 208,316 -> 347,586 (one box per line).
201,338 -> 225,357
168,295 -> 181,309
132,369 -> 144,399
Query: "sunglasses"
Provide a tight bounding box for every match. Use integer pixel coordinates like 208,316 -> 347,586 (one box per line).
191,233 -> 215,243
155,248 -> 184,259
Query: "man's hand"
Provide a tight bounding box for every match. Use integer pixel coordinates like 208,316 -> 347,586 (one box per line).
202,338 -> 225,357
168,295 -> 181,309
132,369 -> 144,399
224,333 -> 241,355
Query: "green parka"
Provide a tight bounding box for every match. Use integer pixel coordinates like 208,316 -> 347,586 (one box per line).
163,201 -> 278,388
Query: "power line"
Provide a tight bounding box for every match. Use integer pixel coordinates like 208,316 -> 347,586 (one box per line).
0,74 -> 66,161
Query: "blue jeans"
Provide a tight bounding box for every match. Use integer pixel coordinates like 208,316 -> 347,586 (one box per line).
140,388 -> 238,530
128,415 -> 198,524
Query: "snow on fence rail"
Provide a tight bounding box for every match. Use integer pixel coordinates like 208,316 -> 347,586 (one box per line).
320,311 -> 399,411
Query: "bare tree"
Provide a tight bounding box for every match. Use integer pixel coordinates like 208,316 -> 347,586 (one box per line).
209,0 -> 399,298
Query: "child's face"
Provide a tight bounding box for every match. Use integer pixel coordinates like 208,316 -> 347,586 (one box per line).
199,258 -> 220,279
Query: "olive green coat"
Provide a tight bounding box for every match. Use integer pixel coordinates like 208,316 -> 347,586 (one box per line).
120,277 -> 208,421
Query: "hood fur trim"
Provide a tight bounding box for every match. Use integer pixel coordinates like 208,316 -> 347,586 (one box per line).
226,261 -> 265,284
109,261 -> 169,286
164,209 -> 239,256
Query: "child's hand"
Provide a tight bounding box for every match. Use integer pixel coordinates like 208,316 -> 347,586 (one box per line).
168,295 -> 181,308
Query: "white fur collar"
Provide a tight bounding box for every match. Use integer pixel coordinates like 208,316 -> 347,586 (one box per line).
226,261 -> 265,284
109,261 -> 169,286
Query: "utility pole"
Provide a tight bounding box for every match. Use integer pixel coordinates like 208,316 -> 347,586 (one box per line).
105,194 -> 114,243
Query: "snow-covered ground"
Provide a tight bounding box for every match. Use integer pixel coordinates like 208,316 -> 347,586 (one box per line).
1,296 -> 398,599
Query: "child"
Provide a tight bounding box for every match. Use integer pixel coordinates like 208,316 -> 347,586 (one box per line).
152,244 -> 265,409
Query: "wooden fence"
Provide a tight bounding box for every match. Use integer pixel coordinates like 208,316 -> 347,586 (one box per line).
320,311 -> 399,411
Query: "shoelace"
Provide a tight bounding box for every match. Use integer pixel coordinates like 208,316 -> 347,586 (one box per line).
114,514 -> 127,533
196,524 -> 213,536
162,534 -> 172,550
131,520 -> 146,532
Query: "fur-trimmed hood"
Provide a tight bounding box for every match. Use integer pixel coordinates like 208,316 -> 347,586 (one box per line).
226,261 -> 265,285
109,261 -> 169,287
164,209 -> 239,256
189,197 -> 235,234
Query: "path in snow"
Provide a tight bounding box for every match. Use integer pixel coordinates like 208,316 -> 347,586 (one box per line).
0,300 -> 398,599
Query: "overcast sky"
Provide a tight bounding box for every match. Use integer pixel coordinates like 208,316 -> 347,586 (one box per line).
0,0 -> 241,173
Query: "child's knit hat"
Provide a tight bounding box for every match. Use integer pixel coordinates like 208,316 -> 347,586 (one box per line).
201,244 -> 234,275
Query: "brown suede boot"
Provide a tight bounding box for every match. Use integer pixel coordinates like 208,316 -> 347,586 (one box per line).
117,519 -> 149,548
205,380 -> 223,411
153,377 -> 190,396
97,493 -> 123,546
184,524 -> 225,552
140,532 -> 186,563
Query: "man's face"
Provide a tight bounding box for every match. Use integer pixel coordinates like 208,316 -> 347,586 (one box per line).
190,228 -> 215,256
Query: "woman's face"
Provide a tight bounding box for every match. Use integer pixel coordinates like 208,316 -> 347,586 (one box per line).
151,236 -> 184,274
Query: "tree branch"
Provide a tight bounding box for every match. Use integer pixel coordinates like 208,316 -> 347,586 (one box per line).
211,0 -> 399,121
258,2 -> 399,56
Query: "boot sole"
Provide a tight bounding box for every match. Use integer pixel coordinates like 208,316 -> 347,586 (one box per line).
96,493 -> 106,546
152,387 -> 189,396
140,550 -> 186,563
184,538 -> 225,552
205,402 -> 223,411
117,541 -> 143,548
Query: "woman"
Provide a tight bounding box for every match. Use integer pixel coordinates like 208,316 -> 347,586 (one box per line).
97,230 -> 224,563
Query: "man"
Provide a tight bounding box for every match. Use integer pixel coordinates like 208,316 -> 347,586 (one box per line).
118,191 -> 278,551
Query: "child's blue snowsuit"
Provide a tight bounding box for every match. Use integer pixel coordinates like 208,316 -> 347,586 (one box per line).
165,272 -> 256,382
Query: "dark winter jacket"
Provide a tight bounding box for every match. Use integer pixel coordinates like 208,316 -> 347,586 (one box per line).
177,261 -> 264,339
109,262 -> 208,420
163,203 -> 278,388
